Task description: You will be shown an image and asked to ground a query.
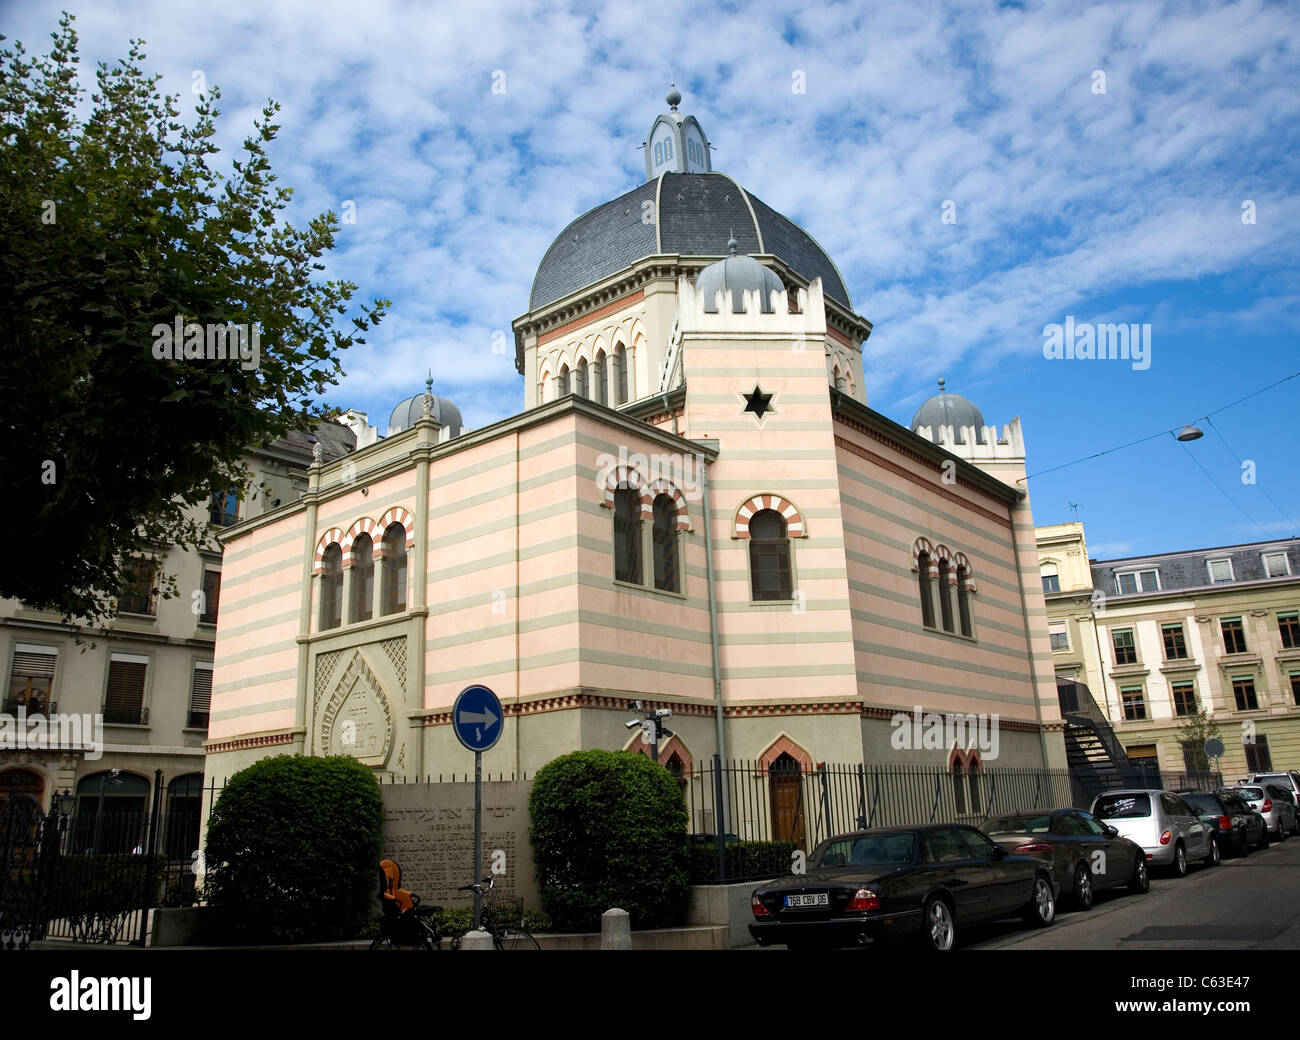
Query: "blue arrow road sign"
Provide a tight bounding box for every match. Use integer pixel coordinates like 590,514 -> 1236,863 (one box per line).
452,685 -> 503,752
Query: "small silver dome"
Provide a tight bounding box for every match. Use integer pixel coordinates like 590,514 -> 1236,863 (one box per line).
910,378 -> 987,443
388,386 -> 464,437
695,246 -> 786,314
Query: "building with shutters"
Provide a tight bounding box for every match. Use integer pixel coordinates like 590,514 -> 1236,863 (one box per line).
201,89 -> 1069,806
0,419 -> 376,827
1036,521 -> 1300,781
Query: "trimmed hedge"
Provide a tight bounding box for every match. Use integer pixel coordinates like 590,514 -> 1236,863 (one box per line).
203,755 -> 383,943
529,750 -> 689,932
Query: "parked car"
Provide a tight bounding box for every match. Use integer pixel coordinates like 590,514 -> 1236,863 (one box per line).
1246,771 -> 1300,819
1177,789 -> 1267,856
1090,789 -> 1218,875
980,808 -> 1147,910
1228,784 -> 1295,841
748,824 -> 1057,951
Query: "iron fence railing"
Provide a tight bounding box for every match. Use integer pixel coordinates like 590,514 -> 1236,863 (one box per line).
682,757 -> 1223,883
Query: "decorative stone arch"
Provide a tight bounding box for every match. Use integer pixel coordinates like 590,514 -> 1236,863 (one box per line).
757,734 -> 813,776
733,494 -> 806,539
341,517 -> 380,567
0,764 -> 51,808
911,536 -> 936,572
646,478 -> 691,531
947,745 -> 971,771
599,464 -> 652,517
314,528 -> 345,575
623,732 -> 694,777
953,551 -> 977,593
376,507 -> 416,553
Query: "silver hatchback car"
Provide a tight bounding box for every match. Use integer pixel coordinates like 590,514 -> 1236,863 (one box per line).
1090,789 -> 1217,876
1229,784 -> 1296,840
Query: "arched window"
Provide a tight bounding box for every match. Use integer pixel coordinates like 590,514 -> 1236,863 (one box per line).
350,533 -> 374,623
951,759 -> 967,815
665,752 -> 687,796
558,364 -> 570,397
833,365 -> 846,391
613,487 -> 642,584
967,757 -> 983,815
1040,562 -> 1060,594
614,344 -> 628,404
957,565 -> 973,637
917,550 -> 935,628
577,357 -> 589,398
652,494 -> 680,593
593,351 -> 607,405
749,509 -> 792,600
165,773 -> 204,861
382,523 -> 407,615
320,544 -> 343,630
937,557 -> 955,632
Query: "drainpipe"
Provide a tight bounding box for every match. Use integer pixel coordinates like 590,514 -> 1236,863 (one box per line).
697,440 -> 728,827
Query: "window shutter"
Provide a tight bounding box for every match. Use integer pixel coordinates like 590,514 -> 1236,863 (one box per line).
190,666 -> 213,714
105,660 -> 147,712
11,651 -> 56,678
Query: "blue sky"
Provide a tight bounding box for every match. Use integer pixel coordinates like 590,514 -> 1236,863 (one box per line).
10,0 -> 1299,560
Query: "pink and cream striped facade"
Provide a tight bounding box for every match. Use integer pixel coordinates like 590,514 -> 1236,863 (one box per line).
205,268 -> 1065,790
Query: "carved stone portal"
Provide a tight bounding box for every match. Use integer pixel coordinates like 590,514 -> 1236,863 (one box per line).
318,649 -> 394,768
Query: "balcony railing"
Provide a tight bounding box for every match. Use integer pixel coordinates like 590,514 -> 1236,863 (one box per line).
101,706 -> 149,726
3,699 -> 57,716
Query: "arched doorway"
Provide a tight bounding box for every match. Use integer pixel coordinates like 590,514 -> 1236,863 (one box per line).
74,772 -> 150,854
0,768 -> 45,807
164,774 -> 204,861
768,753 -> 806,849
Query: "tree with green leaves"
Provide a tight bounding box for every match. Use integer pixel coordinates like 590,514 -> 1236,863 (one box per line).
1176,707 -> 1223,773
0,13 -> 388,625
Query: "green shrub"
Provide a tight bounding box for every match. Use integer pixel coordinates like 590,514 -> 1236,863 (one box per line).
203,755 -> 383,943
529,750 -> 689,932
46,853 -> 168,942
433,904 -> 552,937
689,840 -> 799,883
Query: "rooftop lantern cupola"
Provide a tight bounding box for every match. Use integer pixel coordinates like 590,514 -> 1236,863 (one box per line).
643,79 -> 712,182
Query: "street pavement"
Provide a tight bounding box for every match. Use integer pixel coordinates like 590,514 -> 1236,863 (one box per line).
969,834 -> 1300,950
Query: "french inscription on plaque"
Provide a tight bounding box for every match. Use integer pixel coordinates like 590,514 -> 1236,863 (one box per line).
380,780 -> 537,912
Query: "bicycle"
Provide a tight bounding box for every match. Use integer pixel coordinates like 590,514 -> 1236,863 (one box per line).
448,875 -> 540,951
368,898 -> 444,951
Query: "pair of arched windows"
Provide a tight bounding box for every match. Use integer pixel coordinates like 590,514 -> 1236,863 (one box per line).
612,487 -> 680,593
916,545 -> 974,638
552,343 -> 628,405
319,523 -> 408,630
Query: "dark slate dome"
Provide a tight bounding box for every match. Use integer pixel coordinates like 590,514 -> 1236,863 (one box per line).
529,172 -> 851,311
910,379 -> 987,443
695,242 -> 786,312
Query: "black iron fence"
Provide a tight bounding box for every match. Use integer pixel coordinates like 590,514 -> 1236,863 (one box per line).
684,758 -> 1223,883
0,773 -> 224,948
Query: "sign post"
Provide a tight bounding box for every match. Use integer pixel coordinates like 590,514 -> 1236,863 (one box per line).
452,684 -> 504,931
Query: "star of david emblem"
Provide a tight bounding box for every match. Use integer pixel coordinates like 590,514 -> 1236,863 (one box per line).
742,385 -> 773,420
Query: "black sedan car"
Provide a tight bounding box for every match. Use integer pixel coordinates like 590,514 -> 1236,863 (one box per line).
1178,789 -> 1267,856
749,824 -> 1056,951
980,808 -> 1148,909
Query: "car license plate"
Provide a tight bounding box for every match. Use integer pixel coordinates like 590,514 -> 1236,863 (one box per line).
783,893 -> 829,908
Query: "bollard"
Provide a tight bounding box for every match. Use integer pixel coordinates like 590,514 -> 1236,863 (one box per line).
601,908 -> 631,950
460,928 -> 494,950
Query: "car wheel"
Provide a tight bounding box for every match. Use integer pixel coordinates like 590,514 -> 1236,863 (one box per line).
1205,836 -> 1221,867
1275,824 -> 1287,843
1171,842 -> 1187,877
1128,852 -> 1149,894
1022,874 -> 1056,927
1073,862 -> 1094,911
920,895 -> 956,951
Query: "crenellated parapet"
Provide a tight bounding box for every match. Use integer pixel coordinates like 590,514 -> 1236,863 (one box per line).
913,416 -> 1025,461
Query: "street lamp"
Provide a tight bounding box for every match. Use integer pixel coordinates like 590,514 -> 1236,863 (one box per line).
1176,424 -> 1204,442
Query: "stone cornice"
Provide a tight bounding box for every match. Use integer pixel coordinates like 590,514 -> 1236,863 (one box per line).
204,728 -> 303,755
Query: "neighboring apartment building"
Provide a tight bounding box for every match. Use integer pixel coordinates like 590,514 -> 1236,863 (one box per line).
1037,521 -> 1300,780
0,420 -> 366,841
